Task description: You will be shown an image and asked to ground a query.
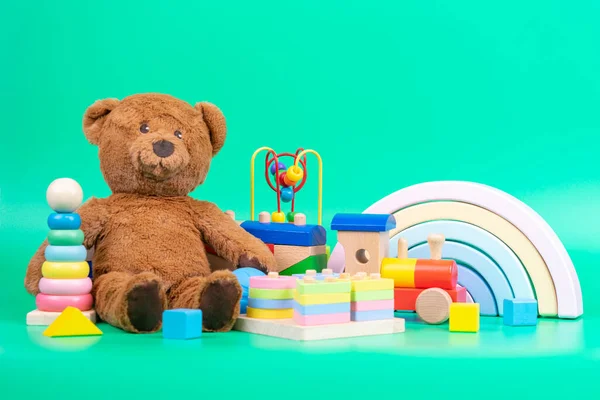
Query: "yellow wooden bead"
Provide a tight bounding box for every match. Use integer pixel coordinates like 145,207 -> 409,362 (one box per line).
271,211 -> 285,223
286,166 -> 304,183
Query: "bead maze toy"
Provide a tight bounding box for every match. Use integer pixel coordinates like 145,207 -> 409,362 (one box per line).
328,181 -> 584,320
233,271 -> 405,341
239,147 -> 327,275
27,178 -> 97,327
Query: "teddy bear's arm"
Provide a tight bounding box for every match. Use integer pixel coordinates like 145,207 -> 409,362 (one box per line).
191,200 -> 277,272
24,197 -> 110,295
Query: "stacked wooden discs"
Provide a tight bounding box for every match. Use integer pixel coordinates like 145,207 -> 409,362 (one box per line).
246,272 -> 296,319
35,178 -> 93,313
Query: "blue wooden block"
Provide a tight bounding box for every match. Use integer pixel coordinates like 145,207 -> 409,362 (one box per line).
351,309 -> 395,322
331,213 -> 396,232
240,221 -> 326,246
503,298 -> 538,326
248,298 -> 295,309
47,213 -> 81,230
162,309 -> 203,339
293,302 -> 350,316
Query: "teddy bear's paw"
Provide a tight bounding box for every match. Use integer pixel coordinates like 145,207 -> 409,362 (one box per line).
238,254 -> 268,274
126,279 -> 165,333
199,271 -> 242,332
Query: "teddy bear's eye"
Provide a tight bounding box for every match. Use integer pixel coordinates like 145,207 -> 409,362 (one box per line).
140,123 -> 150,134
174,130 -> 183,140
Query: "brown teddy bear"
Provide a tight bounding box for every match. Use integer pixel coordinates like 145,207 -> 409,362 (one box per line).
25,93 -> 277,333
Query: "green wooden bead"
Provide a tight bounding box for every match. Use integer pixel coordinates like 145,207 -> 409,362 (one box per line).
47,229 -> 84,246
286,211 -> 297,223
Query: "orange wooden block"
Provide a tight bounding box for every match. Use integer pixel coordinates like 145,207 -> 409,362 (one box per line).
394,286 -> 466,311
414,259 -> 457,290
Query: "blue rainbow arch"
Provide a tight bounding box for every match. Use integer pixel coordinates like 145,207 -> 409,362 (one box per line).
328,181 -> 583,319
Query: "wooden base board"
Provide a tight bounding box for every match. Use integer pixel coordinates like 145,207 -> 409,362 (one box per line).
27,309 -> 97,326
234,315 -> 405,341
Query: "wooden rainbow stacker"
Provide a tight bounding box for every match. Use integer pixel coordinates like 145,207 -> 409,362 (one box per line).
234,271 -> 405,341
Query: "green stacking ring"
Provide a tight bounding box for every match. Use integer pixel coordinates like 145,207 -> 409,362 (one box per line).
48,229 -> 84,246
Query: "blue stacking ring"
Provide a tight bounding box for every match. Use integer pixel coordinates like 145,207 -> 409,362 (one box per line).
47,213 -> 81,230
247,298 -> 295,309
44,245 -> 87,262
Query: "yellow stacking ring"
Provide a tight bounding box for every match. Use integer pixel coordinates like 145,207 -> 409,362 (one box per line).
42,261 -> 90,279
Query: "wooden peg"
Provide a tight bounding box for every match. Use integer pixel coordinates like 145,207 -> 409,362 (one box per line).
303,276 -> 316,283
225,210 -> 235,220
397,238 -> 408,259
259,212 -> 271,223
293,213 -> 307,226
428,234 -> 445,260
306,269 -> 317,276
322,268 -> 333,275
268,272 -> 279,279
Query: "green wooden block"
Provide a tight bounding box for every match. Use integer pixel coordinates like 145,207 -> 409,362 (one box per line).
249,288 -> 295,300
279,254 -> 327,276
351,290 -> 394,302
296,279 -> 351,295
47,229 -> 84,246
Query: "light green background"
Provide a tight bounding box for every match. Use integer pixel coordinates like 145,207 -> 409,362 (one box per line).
1,1 -> 599,398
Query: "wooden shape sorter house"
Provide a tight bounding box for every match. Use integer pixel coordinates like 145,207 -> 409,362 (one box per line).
331,214 -> 396,275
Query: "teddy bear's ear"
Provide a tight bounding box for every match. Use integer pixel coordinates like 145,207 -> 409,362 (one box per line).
83,98 -> 120,145
194,102 -> 226,156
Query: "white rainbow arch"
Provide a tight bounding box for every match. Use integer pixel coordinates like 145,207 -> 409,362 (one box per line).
328,181 -> 583,319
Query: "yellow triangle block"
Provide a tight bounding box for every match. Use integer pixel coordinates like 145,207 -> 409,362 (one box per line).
43,306 -> 103,337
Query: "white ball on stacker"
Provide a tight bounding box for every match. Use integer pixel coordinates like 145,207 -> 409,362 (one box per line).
46,178 -> 83,213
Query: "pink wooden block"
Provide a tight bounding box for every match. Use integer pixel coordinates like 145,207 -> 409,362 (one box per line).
351,299 -> 394,312
292,311 -> 350,326
250,276 -> 297,289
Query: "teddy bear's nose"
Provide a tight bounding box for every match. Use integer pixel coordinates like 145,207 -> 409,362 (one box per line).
153,140 -> 175,158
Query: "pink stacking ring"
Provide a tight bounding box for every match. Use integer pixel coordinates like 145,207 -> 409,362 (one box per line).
36,293 -> 93,312
39,278 -> 93,295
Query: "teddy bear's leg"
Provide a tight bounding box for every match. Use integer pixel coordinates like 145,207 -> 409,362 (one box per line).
168,270 -> 242,332
93,271 -> 168,333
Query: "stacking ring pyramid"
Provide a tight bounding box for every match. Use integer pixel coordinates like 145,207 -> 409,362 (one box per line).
328,181 -> 583,319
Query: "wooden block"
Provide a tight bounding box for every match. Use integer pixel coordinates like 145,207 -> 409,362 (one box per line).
449,303 -> 480,332
351,299 -> 394,312
279,254 -> 327,276
331,213 -> 396,232
249,288 -> 295,300
273,244 -> 327,270
351,309 -> 394,322
246,307 -> 294,319
249,275 -> 297,289
43,306 -> 103,337
240,221 -> 326,246
293,311 -> 350,326
163,309 -> 202,340
294,292 -> 350,306
27,309 -> 96,326
296,279 -> 351,295
234,316 -> 405,341
415,288 -> 453,324
293,302 -> 351,316
351,277 -> 393,292
503,298 -> 538,326
394,287 -> 466,311
337,231 -> 389,276
351,290 -> 394,302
